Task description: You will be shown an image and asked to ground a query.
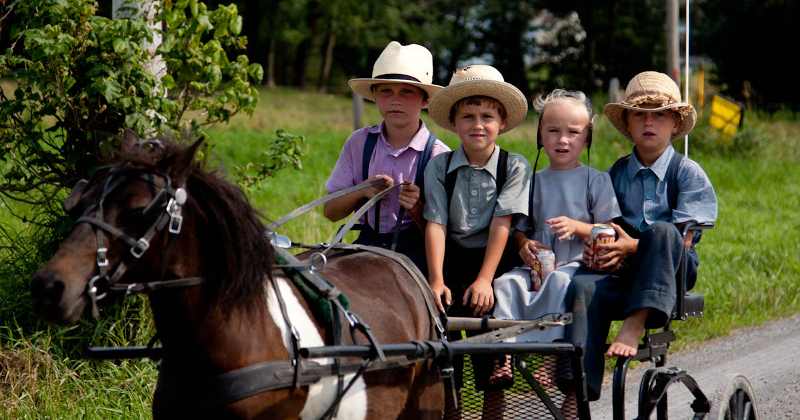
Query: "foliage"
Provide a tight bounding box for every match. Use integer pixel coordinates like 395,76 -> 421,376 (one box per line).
234,129 -> 305,188
0,0 -> 262,225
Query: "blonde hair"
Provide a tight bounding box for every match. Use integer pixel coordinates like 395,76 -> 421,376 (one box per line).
533,89 -> 594,124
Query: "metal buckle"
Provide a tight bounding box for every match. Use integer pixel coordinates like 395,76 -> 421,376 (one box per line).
96,247 -> 109,267
131,238 -> 150,258
88,275 -> 109,301
308,252 -> 327,272
169,214 -> 183,234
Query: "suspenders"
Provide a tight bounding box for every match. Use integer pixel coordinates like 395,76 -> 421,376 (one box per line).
361,130 -> 437,234
443,148 -> 510,218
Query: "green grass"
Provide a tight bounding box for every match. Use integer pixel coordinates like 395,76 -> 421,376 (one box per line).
1,86 -> 799,418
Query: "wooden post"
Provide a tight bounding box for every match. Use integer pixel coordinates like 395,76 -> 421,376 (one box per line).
666,0 -> 680,83
352,92 -> 364,130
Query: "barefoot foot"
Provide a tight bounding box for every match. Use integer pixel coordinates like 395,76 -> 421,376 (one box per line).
606,309 -> 648,358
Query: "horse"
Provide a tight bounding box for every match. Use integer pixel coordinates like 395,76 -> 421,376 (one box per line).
30,131 -> 444,419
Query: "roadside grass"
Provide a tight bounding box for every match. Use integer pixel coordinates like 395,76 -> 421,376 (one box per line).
1,87 -> 798,417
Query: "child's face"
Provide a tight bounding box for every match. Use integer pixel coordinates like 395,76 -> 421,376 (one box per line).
453,101 -> 507,158
626,108 -> 679,154
539,100 -> 591,170
373,83 -> 427,129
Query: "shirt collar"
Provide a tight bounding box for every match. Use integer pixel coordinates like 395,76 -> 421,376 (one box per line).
627,145 -> 674,181
375,121 -> 429,153
447,145 -> 500,180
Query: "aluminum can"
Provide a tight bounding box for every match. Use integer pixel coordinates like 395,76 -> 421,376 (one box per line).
531,249 -> 555,291
590,224 -> 616,268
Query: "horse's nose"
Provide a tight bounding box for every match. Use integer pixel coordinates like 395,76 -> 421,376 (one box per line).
31,270 -> 66,310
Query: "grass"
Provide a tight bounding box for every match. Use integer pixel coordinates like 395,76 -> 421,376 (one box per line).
1,86 -> 799,418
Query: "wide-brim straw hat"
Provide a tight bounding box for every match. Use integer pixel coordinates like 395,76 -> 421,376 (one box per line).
428,64 -> 528,134
348,41 -> 443,104
604,71 -> 697,139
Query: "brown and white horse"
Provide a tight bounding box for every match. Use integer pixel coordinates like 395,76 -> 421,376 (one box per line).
30,132 -> 443,419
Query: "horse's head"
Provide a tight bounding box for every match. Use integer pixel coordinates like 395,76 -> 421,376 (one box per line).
31,130 -> 212,323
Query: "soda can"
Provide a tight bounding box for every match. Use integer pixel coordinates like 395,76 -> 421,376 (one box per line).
590,224 -> 616,269
530,249 -> 555,291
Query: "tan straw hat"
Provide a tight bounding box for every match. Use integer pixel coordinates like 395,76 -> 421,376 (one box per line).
348,41 -> 443,103
604,71 -> 697,139
428,64 -> 528,134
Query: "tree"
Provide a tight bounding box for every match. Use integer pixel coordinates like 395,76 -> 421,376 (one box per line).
0,0 -> 263,226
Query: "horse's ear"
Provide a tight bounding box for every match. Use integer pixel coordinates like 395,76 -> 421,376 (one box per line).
121,129 -> 139,154
167,137 -> 204,184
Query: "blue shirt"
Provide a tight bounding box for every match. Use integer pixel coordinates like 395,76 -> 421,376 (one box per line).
612,145 -> 717,231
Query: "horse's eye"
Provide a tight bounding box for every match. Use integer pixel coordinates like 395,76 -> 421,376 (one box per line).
119,207 -> 146,224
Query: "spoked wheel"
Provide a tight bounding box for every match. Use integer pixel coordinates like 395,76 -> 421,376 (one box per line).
708,374 -> 758,420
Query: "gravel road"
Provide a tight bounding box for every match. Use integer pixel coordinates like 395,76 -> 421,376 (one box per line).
591,314 -> 800,419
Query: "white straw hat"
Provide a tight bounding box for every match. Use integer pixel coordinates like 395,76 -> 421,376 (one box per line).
604,71 -> 697,139
428,64 -> 528,133
348,41 -> 443,103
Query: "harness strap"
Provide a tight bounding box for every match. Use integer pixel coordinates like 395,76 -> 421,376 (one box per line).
324,183 -> 400,254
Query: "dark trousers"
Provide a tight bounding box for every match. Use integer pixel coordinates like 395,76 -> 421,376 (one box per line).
566,221 -> 698,400
354,224 -> 427,275
443,239 -> 520,391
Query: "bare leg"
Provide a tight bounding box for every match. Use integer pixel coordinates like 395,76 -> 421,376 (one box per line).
606,308 -> 648,357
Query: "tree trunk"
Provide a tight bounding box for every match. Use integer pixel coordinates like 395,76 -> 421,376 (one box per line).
267,38 -> 277,88
112,0 -> 164,80
317,28 -> 336,93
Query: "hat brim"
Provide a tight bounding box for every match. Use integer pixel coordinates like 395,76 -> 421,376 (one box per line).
348,78 -> 443,106
604,102 -> 697,140
427,80 -> 528,134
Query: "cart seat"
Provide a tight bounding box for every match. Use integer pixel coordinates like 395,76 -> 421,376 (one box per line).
680,292 -> 704,318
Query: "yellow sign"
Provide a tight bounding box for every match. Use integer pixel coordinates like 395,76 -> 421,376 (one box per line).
709,95 -> 743,137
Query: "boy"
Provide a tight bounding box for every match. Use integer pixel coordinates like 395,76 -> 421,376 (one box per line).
423,64 -> 531,414
324,41 -> 449,273
573,71 -> 718,400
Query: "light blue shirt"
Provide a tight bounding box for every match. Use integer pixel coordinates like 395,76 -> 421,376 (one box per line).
612,145 -> 717,231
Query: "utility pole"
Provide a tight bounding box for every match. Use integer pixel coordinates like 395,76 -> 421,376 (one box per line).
666,0 -> 680,83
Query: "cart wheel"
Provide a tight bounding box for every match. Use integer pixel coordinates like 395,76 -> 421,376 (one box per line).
708,374 -> 758,420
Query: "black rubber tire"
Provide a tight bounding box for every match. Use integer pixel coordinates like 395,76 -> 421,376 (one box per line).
708,374 -> 759,420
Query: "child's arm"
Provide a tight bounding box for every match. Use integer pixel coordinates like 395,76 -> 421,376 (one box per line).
545,216 -> 594,241
323,174 -> 393,221
463,215 -> 512,316
425,221 -> 450,312
399,183 -> 426,229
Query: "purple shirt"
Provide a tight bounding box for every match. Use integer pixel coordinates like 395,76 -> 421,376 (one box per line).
326,121 -> 450,233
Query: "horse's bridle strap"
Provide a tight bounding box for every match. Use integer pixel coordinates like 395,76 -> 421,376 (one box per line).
109,277 -> 205,294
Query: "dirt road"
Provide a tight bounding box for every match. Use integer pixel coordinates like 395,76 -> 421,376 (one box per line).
591,314 -> 800,419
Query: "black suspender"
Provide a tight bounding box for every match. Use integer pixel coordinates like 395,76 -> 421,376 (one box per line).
443,148 -> 510,215
361,130 -> 438,234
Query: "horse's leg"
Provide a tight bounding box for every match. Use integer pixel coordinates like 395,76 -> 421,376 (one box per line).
398,361 -> 444,420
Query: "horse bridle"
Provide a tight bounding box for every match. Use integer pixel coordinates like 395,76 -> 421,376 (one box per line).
72,166 -> 203,318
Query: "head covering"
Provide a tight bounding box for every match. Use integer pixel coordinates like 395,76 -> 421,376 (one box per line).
604,71 -> 697,139
347,41 -> 443,103
427,64 -> 528,134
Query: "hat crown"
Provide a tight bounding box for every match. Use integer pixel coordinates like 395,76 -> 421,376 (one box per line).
447,64 -> 505,86
371,41 -> 433,85
623,71 -> 682,107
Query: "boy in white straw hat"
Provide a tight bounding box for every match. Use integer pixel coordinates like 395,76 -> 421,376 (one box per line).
324,41 -> 449,273
572,71 -> 718,401
423,64 -> 531,410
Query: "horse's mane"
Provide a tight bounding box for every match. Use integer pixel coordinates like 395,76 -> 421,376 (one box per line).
117,137 -> 273,308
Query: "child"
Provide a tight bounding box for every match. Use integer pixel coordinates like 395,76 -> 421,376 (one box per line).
423,64 -> 531,417
324,41 -> 449,273
574,71 -> 718,401
493,89 -> 621,344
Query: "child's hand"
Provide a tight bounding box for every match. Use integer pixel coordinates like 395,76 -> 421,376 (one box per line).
398,182 -> 421,210
546,216 -> 579,241
593,223 -> 637,271
519,239 -> 547,269
362,174 -> 394,198
430,282 -> 452,313
463,277 -> 494,316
